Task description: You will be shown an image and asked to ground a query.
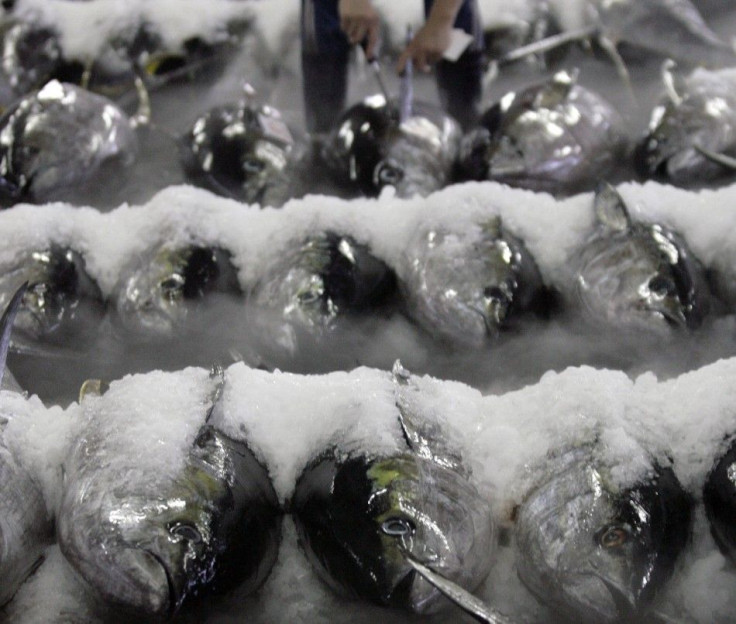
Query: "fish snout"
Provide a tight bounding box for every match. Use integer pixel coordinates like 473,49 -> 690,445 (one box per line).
633,135 -> 670,179
372,159 -> 405,193
385,567 -> 445,615
119,295 -> 178,338
593,572 -> 642,621
107,547 -> 175,618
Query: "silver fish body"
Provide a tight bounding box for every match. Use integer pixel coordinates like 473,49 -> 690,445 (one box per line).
400,217 -> 549,348
182,98 -> 296,207
293,365 -> 495,615
0,246 -> 105,348
248,231 -> 397,336
0,418 -> 51,607
635,68 -> 736,184
293,451 -> 494,614
703,439 -> 736,565
0,19 -> 63,104
0,283 -> 52,607
515,444 -> 692,623
575,184 -> 712,333
57,376 -> 282,619
0,80 -> 138,203
322,94 -> 461,199
458,71 -> 628,194
113,243 -> 242,339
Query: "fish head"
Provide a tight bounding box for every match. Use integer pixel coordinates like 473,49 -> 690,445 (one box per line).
61,485 -> 216,620
114,244 -> 241,338
704,439 -> 736,564
59,434 -> 230,618
293,452 -> 494,613
186,101 -> 293,205
1,20 -> 63,96
517,455 -> 691,623
372,113 -> 458,198
0,451 -> 49,607
322,96 -> 397,196
104,495 -> 216,617
485,104 -> 583,191
402,219 -> 547,347
251,232 -> 395,332
0,81 -> 137,201
0,246 -> 104,344
635,89 -> 735,183
576,185 -> 709,332
480,73 -> 611,193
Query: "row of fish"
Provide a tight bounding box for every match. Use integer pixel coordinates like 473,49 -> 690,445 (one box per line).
2,297 -> 736,623
0,3 -> 253,106
0,182 -> 714,360
3,63 -> 735,213
1,2 -> 736,206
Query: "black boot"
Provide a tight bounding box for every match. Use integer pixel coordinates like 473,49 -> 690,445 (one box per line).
301,51 -> 350,134
435,50 -> 484,131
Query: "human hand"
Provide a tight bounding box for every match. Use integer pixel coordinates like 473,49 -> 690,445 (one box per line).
338,0 -> 380,59
396,20 -> 453,74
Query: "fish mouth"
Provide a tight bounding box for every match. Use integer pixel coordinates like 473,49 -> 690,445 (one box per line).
142,549 -> 179,619
119,300 -> 178,338
591,571 -> 640,621
633,136 -> 672,179
640,301 -> 688,331
386,568 -> 442,614
102,547 -> 175,619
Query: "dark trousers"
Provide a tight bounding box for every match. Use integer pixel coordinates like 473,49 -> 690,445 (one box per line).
301,0 -> 485,133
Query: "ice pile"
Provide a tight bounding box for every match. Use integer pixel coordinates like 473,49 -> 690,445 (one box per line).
2,353 -> 736,622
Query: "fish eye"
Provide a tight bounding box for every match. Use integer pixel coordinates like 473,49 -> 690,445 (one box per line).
169,522 -> 202,544
375,162 -> 404,186
483,286 -> 509,303
159,276 -> 184,301
381,517 -> 415,538
648,275 -> 676,296
243,158 -> 265,174
598,525 -> 630,549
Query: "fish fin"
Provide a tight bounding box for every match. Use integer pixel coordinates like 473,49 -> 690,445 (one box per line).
596,35 -> 636,107
499,25 -> 598,64
0,282 -> 27,389
391,361 -> 467,474
693,145 -> 736,171
661,59 -> 685,106
594,182 -> 631,232
403,555 -> 517,624
204,364 -> 226,424
78,379 -> 109,402
130,76 -> 151,128
481,215 -> 503,239
392,361 -> 416,450
534,69 -> 578,109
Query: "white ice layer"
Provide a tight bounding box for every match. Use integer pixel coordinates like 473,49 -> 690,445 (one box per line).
8,0 -> 539,64
10,0 -> 258,60
1,179 -> 736,305
4,352 -> 736,622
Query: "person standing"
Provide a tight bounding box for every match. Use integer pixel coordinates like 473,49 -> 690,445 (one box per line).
301,0 -> 484,133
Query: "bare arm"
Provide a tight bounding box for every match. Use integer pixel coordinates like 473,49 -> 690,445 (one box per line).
397,0 -> 465,74
338,0 -> 381,59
